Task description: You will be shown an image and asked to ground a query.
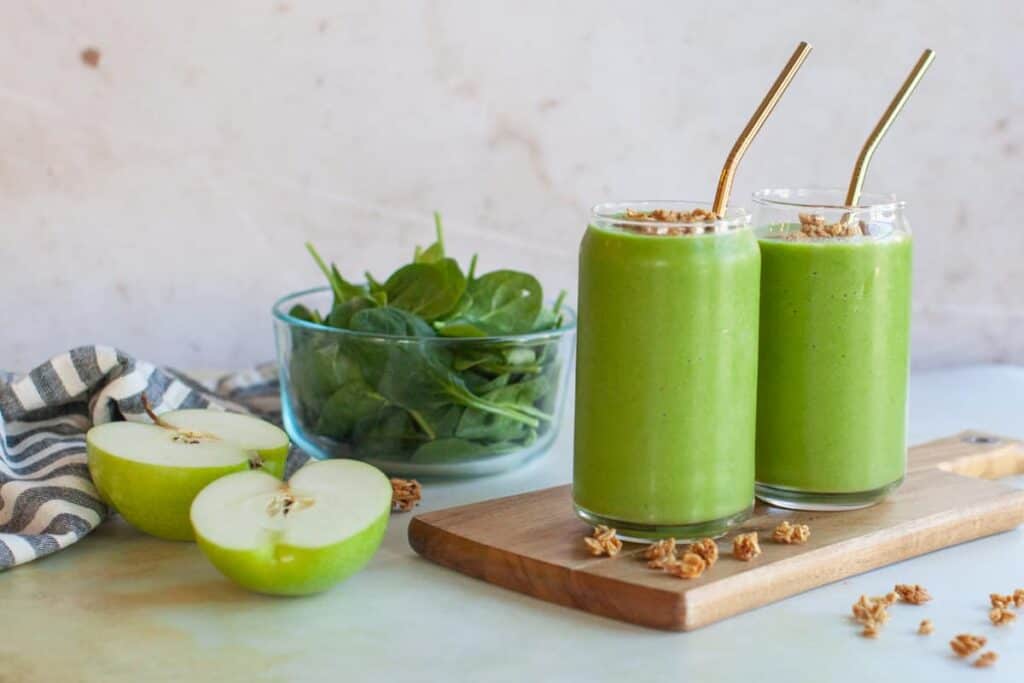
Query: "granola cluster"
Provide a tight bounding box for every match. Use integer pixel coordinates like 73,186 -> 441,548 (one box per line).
732,532 -> 761,561
618,207 -> 719,236
583,525 -> 623,557
390,478 -> 422,512
990,592 -> 1013,609
950,633 -> 987,657
987,587 -> 1022,629
975,652 -> 998,668
772,520 -> 810,545
664,552 -> 707,579
989,607 -> 1016,626
688,538 -> 719,568
642,537 -> 717,579
643,538 -> 677,569
851,594 -> 893,637
850,585 -> 924,638
783,212 -> 866,239
990,589 -> 1024,609
894,584 -> 932,605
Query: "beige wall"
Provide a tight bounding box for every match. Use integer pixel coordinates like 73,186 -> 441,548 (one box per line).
2,1 -> 1021,371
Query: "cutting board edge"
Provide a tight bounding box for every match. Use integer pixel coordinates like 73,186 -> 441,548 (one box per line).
410,488 -> 1024,632
408,516 -> 691,630
678,487 -> 1024,630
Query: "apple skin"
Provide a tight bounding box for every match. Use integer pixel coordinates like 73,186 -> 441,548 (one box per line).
194,508 -> 389,596
87,437 -> 289,542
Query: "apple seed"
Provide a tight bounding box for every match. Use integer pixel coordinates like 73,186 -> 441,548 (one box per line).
142,394 -> 220,444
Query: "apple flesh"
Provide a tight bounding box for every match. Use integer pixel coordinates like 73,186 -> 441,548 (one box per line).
190,459 -> 391,596
87,409 -> 289,541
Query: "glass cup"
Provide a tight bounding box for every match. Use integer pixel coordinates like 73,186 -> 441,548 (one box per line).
752,188 -> 912,510
573,201 -> 760,540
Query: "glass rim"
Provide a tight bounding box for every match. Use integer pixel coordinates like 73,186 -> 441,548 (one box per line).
752,187 -> 906,212
272,286 -> 577,343
590,200 -> 751,229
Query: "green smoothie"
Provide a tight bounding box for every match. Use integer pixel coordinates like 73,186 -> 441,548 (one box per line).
755,228 -> 911,505
573,210 -> 760,538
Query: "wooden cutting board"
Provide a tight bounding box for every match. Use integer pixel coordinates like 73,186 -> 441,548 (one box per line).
408,431 -> 1024,631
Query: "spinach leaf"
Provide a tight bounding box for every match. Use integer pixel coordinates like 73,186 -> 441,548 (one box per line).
383,258 -> 466,321
484,375 -> 551,407
289,343 -> 355,404
417,404 -> 464,439
349,306 -> 437,337
305,243 -> 366,306
411,438 -> 492,464
326,297 -> 374,328
352,407 -> 425,459
315,381 -> 388,439
473,373 -> 511,395
373,345 -> 539,428
455,408 -> 533,442
414,212 -> 446,264
452,346 -> 542,375
435,270 -> 541,336
289,304 -> 323,324
531,291 -> 567,331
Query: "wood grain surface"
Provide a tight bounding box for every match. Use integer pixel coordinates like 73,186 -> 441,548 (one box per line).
408,431 -> 1024,631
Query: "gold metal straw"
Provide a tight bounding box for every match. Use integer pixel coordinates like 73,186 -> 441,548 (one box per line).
711,41 -> 813,217
845,49 -> 935,208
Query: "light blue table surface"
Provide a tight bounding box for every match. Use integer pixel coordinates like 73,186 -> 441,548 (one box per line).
1,364 -> 1021,682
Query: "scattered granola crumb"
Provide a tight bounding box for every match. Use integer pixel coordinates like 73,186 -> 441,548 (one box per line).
989,607 -> 1017,626
81,47 -> 101,68
644,538 -> 677,568
618,207 -> 719,236
974,651 -> 998,668
852,595 -> 890,627
918,619 -> 934,635
390,478 -> 421,512
950,634 -> 987,658
664,552 -> 707,579
783,212 -> 865,239
1014,588 -> 1024,608
732,532 -> 761,561
687,538 -> 719,568
894,584 -> 932,605
883,592 -> 898,606
772,520 -> 811,544
861,622 -> 881,638
583,525 -> 622,557
990,593 -> 1013,609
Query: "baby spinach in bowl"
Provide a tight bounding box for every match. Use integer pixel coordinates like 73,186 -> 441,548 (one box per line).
273,214 -> 576,477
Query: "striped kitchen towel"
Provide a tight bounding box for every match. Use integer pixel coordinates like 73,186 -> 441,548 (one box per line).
0,345 -> 307,570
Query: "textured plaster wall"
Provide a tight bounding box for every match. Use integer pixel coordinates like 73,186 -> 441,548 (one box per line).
2,1 -> 1021,370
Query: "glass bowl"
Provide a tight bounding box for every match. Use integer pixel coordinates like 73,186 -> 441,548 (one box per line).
272,286 -> 576,478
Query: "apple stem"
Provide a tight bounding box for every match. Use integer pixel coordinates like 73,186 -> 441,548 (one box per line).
140,393 -> 220,443
141,394 -> 174,429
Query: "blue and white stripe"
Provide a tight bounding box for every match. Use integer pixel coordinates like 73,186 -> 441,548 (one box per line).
0,346 -> 298,569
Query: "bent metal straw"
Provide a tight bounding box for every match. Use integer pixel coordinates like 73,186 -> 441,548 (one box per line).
711,41 -> 813,217
845,49 -> 936,208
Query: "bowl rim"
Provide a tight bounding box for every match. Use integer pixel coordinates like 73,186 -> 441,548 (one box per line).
272,285 -> 577,343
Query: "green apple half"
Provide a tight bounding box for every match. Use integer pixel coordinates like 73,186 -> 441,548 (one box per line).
190,459 -> 391,596
87,410 -> 289,541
